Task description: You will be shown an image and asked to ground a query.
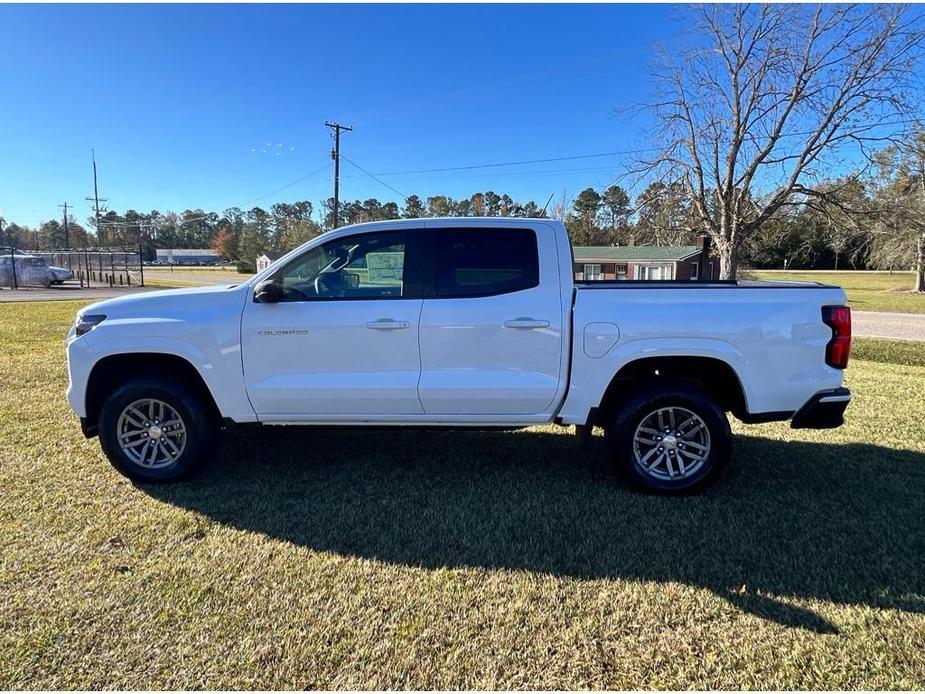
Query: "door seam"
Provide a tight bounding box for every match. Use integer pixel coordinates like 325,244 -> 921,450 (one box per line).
414,298 -> 427,414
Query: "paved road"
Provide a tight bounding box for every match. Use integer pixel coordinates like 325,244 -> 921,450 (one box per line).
852,311 -> 925,342
0,283 -> 161,303
0,271 -> 243,302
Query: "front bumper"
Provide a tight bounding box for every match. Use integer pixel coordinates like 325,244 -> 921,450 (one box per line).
790,387 -> 852,429
79,416 -> 98,438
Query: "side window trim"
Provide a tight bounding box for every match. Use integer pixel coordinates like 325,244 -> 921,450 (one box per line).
424,227 -> 540,300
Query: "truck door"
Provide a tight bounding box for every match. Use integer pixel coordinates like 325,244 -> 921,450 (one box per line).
417,224 -> 564,416
241,229 -> 425,418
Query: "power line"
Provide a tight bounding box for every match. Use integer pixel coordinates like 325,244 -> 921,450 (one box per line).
342,163 -> 621,183
364,149 -> 658,178
348,117 -> 924,181
236,162 -> 331,207
101,162 -> 332,229
340,155 -> 408,200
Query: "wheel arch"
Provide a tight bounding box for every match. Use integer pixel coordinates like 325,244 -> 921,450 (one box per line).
84,352 -> 222,433
595,355 -> 748,425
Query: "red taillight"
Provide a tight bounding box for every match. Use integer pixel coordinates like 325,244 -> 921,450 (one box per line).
822,305 -> 851,369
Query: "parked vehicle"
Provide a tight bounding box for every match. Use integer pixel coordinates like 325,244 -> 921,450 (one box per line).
65,218 -> 852,493
47,265 -> 73,284
0,254 -> 52,288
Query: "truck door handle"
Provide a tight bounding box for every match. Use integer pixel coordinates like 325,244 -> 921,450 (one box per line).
504,318 -> 549,329
366,319 -> 410,330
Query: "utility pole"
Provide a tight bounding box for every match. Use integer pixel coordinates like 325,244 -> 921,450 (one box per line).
85,149 -> 107,246
58,202 -> 70,248
324,121 -> 352,228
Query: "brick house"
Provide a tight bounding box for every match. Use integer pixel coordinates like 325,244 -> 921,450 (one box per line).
573,237 -> 716,281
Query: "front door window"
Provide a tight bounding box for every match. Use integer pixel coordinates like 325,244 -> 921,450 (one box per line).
275,232 -> 410,301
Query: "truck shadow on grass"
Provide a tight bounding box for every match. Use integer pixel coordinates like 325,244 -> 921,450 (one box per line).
146,427 -> 925,635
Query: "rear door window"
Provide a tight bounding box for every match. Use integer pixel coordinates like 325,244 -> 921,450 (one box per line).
432,228 -> 539,298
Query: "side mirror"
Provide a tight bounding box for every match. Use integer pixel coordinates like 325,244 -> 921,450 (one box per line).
344,272 -> 360,290
254,279 -> 284,303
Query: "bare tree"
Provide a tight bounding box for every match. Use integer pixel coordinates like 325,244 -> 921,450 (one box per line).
549,189 -> 573,224
638,4 -> 923,278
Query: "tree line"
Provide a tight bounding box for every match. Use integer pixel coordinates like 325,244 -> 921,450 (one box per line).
1,150 -> 923,287
0,191 -> 554,272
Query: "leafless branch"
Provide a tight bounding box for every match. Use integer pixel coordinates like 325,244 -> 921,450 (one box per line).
635,3 -> 925,277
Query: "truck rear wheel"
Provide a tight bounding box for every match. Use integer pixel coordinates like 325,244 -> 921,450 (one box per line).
98,378 -> 216,483
605,382 -> 730,494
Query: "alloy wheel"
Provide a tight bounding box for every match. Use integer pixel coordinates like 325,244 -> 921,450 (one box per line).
632,406 -> 711,481
116,398 -> 187,469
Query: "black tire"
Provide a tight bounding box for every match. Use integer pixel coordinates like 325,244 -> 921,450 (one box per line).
604,381 -> 730,495
98,378 -> 216,483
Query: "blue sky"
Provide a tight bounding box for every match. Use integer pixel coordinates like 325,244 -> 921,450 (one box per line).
0,3 -> 678,227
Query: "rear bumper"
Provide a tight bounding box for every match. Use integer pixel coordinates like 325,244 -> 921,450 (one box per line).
790,387 -> 851,429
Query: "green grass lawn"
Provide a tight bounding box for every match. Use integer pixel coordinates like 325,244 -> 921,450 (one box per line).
142,268 -> 249,289
851,337 -> 925,368
751,270 -> 925,314
157,265 -> 238,272
2,301 -> 924,688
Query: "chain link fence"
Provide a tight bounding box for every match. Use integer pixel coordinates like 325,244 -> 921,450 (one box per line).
0,246 -> 145,289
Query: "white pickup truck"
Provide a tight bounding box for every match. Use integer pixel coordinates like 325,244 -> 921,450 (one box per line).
66,218 -> 852,493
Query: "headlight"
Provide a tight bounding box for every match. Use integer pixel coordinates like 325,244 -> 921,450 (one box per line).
75,314 -> 106,337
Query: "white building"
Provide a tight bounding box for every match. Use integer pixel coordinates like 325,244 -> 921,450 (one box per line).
255,251 -> 284,272
156,248 -> 219,264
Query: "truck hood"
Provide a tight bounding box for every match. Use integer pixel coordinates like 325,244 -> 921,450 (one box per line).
77,283 -> 250,320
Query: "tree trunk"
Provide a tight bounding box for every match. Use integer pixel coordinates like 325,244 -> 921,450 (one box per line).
916,159 -> 925,292
916,232 -> 925,293
718,243 -> 737,280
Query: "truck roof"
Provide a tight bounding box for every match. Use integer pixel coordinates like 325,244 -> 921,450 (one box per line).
324,216 -> 554,233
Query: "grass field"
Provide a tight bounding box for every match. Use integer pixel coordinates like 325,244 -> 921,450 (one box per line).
751,270 -> 925,314
851,337 -> 925,368
158,265 -> 238,271
143,267 -> 248,289
2,301 -> 924,689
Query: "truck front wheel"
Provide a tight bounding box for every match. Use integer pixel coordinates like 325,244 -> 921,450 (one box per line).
98,379 -> 216,483
605,382 -> 730,494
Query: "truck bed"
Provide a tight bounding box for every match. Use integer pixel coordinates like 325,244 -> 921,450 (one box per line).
557,278 -> 849,425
